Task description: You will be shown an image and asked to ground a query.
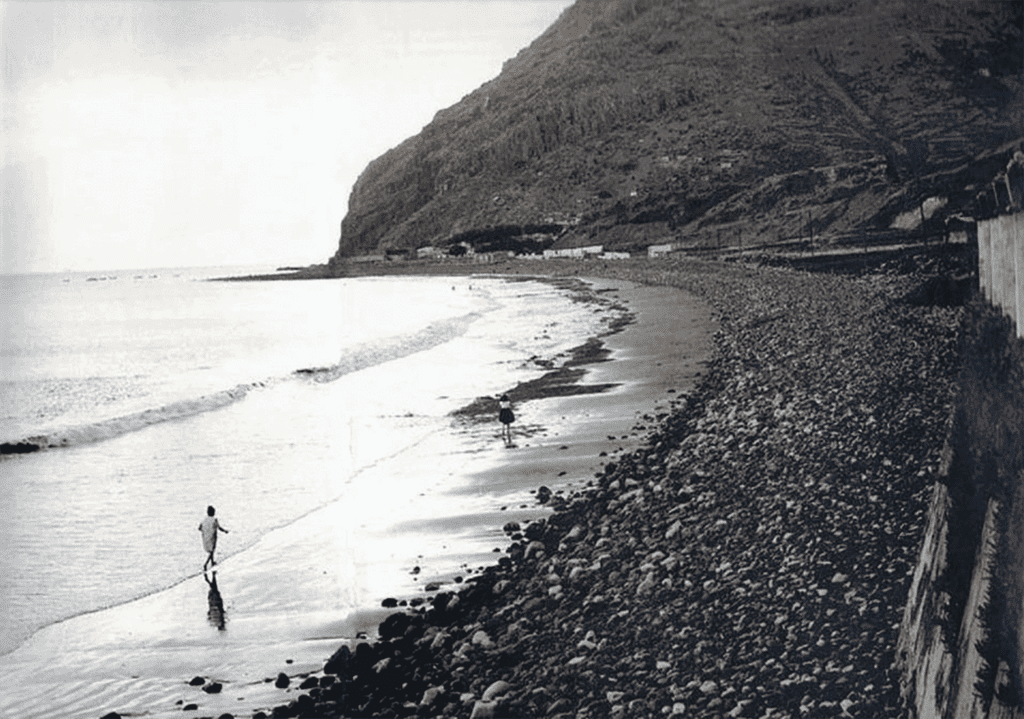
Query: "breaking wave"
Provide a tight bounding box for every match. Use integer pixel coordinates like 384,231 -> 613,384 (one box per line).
2,312 -> 482,455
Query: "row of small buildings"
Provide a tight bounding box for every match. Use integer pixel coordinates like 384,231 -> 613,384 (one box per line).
349,244 -> 636,264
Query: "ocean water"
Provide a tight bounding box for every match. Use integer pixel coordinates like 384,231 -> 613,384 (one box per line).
0,266 -> 630,718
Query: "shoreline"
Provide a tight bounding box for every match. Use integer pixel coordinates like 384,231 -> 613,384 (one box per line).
1,271 -> 718,719
236,253 -> 966,719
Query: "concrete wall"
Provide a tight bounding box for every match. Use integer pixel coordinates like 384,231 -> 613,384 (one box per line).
898,294 -> 1024,719
977,212 -> 1024,339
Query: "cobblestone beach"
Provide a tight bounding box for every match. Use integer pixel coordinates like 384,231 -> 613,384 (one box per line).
259,253 -> 968,719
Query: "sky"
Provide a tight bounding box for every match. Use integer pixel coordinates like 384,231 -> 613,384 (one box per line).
0,0 -> 574,274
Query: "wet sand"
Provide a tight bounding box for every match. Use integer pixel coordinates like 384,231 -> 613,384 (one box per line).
0,273 -> 717,719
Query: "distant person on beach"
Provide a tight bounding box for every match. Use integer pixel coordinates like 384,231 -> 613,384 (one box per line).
499,394 -> 515,445
199,506 -> 229,571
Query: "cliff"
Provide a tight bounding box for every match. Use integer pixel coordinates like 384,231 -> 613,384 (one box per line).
331,0 -> 1022,261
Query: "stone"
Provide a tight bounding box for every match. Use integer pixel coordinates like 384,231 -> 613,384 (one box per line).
536,486 -> 553,504
525,540 -> 547,560
323,644 -> 351,675
431,631 -> 452,650
188,676 -> 206,686
274,673 -> 290,689
699,680 -> 718,695
729,700 -> 754,717
482,680 -> 512,701
471,630 -> 495,649
202,682 -> 223,694
299,676 -> 319,690
421,686 -> 446,707
470,700 -> 496,719
636,572 -> 657,595
379,612 -> 412,639
100,713 -> 121,719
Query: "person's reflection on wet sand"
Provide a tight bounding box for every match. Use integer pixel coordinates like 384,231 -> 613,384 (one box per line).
204,570 -> 226,630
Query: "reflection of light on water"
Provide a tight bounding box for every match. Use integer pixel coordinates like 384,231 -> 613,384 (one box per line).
0,275 -> 626,719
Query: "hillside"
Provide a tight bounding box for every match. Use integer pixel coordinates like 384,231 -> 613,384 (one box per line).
330,0 -> 1023,261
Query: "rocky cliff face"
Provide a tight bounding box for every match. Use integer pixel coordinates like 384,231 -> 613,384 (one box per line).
332,0 -> 1022,260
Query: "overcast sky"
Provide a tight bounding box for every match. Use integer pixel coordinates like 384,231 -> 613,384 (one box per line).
0,0 -> 573,274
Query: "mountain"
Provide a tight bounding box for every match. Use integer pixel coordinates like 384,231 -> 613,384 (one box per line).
330,0 -> 1023,263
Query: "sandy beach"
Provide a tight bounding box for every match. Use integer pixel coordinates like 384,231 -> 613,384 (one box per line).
224,250 -> 965,719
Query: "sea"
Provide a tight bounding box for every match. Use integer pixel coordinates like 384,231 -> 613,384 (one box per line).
0,265 -> 634,718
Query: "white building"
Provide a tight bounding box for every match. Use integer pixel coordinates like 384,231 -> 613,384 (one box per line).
648,243 -> 678,258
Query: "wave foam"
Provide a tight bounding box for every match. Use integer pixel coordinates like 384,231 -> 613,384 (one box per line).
3,312 -> 481,455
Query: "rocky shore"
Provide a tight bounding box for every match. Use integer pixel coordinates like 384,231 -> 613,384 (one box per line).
251,252 -> 967,719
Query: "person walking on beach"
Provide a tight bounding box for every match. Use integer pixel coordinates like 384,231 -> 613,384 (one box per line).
498,394 -> 515,446
199,505 -> 229,571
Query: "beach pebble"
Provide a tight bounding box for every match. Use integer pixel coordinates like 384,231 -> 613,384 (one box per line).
323,644 -> 351,674
431,631 -> 452,650
202,681 -> 223,693
564,524 -> 585,541
420,686 -> 446,707
274,673 -> 290,689
471,630 -> 495,649
482,680 -> 512,701
188,676 -> 205,686
470,700 -> 497,719
524,541 -> 546,560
